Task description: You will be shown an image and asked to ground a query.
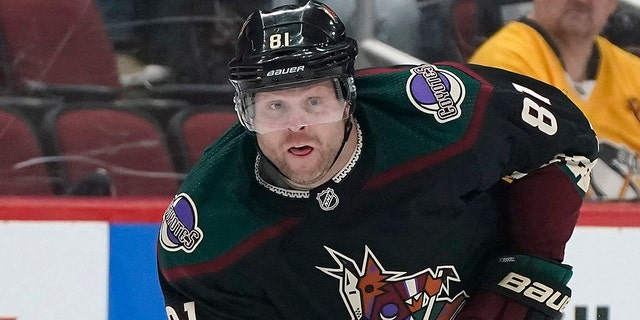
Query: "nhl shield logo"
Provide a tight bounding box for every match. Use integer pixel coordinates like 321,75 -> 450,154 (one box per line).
316,187 -> 339,211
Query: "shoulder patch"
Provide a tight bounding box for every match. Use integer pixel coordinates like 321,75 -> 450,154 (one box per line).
406,64 -> 466,123
159,193 -> 204,253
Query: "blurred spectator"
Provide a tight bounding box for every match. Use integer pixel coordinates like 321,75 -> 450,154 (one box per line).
469,0 -> 640,200
95,0 -> 271,85
275,0 -> 466,63
305,0 -> 425,63
95,1 -> 458,83
94,0 -> 184,85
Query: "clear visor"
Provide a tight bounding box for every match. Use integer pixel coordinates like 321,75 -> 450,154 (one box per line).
236,78 -> 350,134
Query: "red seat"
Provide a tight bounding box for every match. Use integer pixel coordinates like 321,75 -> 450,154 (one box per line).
0,0 -> 120,93
0,107 -> 53,195
452,0 -> 480,61
168,106 -> 237,172
439,0 -> 481,62
42,104 -> 181,196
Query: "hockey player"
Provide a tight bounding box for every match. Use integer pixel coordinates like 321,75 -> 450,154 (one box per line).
157,1 -> 598,319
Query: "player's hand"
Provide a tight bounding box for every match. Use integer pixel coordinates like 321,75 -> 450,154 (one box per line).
456,290 -> 547,320
456,255 -> 572,320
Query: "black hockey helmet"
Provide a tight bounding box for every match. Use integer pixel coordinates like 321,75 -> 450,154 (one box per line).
229,1 -> 358,133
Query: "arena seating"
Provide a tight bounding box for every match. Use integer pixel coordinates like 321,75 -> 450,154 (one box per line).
0,105 -> 53,195
40,103 -> 182,196
0,0 -> 121,100
167,106 -> 238,172
443,0 -> 480,61
1,0 -> 637,198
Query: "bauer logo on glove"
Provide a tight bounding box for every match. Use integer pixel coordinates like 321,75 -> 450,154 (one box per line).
498,271 -> 570,312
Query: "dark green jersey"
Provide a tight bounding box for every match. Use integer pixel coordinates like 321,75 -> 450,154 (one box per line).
158,63 -> 597,320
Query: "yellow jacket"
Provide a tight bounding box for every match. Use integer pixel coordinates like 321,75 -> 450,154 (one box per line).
470,21 -> 640,199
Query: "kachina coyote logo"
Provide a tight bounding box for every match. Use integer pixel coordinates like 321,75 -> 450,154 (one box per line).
406,64 -> 466,123
317,246 -> 468,320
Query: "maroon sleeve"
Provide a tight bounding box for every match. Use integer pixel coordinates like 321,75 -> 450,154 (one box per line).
507,164 -> 583,262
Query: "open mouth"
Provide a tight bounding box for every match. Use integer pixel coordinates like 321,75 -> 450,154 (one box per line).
289,145 -> 314,156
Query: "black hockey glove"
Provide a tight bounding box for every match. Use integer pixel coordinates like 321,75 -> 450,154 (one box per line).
457,255 -> 572,320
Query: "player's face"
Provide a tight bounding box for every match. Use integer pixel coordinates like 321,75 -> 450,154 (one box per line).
532,0 -> 618,38
256,81 -> 350,187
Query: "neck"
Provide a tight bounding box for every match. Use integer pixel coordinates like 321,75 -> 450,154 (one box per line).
553,36 -> 594,82
528,14 -> 595,82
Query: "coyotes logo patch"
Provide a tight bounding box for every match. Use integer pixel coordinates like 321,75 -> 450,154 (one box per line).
159,193 -> 203,253
406,64 -> 466,123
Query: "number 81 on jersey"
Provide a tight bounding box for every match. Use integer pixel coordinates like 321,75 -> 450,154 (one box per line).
513,82 -> 558,136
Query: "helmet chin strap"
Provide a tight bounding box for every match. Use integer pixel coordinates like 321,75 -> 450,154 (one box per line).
330,116 -> 353,169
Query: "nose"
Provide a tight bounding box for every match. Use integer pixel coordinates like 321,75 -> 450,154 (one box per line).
284,109 -> 309,131
287,123 -> 306,132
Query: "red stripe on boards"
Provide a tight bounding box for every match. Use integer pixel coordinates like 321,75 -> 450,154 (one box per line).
0,197 -> 638,227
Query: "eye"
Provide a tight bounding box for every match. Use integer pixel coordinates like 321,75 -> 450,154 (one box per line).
308,98 -> 321,107
268,102 -> 284,111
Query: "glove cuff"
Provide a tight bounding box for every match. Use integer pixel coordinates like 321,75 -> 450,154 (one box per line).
480,255 -> 572,319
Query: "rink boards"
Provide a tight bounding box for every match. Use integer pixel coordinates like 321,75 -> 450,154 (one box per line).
0,198 -> 638,320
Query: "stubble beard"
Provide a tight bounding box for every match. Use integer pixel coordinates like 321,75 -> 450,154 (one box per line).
280,146 -> 339,187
